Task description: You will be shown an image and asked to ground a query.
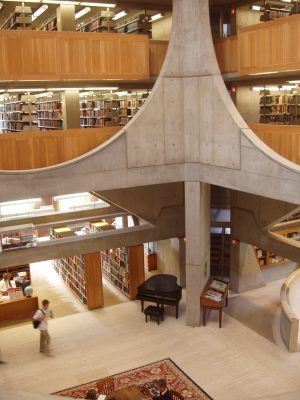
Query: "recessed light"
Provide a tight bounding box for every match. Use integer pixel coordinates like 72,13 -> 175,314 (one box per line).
80,2 -> 116,7
32,4 -> 48,21
75,6 -> 91,19
112,10 -> 128,21
150,12 -> 164,22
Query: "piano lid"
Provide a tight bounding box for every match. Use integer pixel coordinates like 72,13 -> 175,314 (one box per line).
137,274 -> 182,293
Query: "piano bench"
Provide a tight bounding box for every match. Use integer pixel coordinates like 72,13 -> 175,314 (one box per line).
144,305 -> 164,325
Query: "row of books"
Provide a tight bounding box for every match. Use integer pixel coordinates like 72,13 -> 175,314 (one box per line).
37,101 -> 62,111
37,110 -> 63,120
38,119 -> 63,129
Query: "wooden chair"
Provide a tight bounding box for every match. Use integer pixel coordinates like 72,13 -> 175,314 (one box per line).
170,390 -> 184,400
96,377 -> 114,395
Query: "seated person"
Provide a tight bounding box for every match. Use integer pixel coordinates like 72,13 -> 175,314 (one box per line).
0,272 -> 12,293
152,379 -> 172,400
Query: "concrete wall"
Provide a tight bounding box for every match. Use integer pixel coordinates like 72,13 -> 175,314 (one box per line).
231,241 -> 265,293
236,86 -> 260,124
152,15 -> 173,40
236,6 -> 262,31
156,238 -> 180,281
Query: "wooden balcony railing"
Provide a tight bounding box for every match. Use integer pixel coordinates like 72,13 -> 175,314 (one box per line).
250,123 -> 300,165
0,126 -> 119,170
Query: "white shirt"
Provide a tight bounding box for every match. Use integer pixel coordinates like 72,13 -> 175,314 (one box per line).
0,279 -> 11,293
33,308 -> 49,331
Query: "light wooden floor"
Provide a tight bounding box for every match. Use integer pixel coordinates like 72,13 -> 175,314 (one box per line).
1,280 -> 300,400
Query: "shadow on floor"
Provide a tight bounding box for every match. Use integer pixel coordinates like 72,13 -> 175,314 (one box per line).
224,295 -> 280,344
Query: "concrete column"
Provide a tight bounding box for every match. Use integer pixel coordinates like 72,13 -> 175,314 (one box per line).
56,5 -> 75,31
230,241 -> 265,293
62,91 -> 80,129
185,181 -> 211,326
179,237 -> 186,288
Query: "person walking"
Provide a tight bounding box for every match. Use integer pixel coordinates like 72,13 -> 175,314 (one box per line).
33,299 -> 53,356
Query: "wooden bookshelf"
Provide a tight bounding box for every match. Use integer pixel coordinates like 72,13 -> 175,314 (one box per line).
253,246 -> 288,269
115,14 -> 152,37
260,7 -> 291,22
259,90 -> 300,125
0,94 -> 38,133
1,6 -> 32,30
101,245 -> 145,299
80,94 -> 148,129
38,15 -> 57,32
77,15 -> 103,33
37,94 -> 63,130
50,226 -> 103,309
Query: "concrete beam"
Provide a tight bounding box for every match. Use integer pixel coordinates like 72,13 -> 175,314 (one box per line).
0,206 -> 122,229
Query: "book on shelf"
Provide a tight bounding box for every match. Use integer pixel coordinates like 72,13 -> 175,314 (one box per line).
37,94 -> 63,130
0,94 -> 37,133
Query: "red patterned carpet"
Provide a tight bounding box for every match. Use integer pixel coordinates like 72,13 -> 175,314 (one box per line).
55,359 -> 213,400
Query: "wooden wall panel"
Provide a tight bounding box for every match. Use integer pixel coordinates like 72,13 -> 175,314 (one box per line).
250,123 -> 300,165
149,40 -> 168,76
84,252 -> 103,310
24,35 -> 57,77
0,30 -> 149,80
0,126 -> 119,170
238,14 -> 300,75
214,35 -> 238,73
285,19 -> 300,67
91,36 -> 120,76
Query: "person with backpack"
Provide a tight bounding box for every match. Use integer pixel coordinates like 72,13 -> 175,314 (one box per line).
33,299 -> 53,356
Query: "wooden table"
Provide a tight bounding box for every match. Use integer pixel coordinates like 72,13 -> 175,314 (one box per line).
0,296 -> 38,323
200,277 -> 229,328
106,385 -> 145,400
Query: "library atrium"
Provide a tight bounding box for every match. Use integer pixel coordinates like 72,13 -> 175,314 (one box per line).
0,0 -> 300,399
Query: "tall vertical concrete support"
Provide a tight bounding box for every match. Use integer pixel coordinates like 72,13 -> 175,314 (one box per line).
56,4 -> 75,31
185,182 -> 211,326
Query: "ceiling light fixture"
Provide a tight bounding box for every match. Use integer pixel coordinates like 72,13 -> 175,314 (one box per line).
150,12 -> 164,22
2,0 -> 41,2
43,0 -> 79,4
84,87 -> 118,90
7,88 -> 46,92
75,6 -> 91,19
288,80 -> 300,83
32,4 -> 48,21
280,85 -> 296,90
252,86 -> 265,91
251,5 -> 262,11
48,88 -> 82,91
112,9 -> 128,20
80,2 -> 116,7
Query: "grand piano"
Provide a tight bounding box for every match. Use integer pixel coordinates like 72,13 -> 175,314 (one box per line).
136,274 -> 182,319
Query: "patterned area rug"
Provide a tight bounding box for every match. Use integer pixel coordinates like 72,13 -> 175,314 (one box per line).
55,358 -> 213,400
